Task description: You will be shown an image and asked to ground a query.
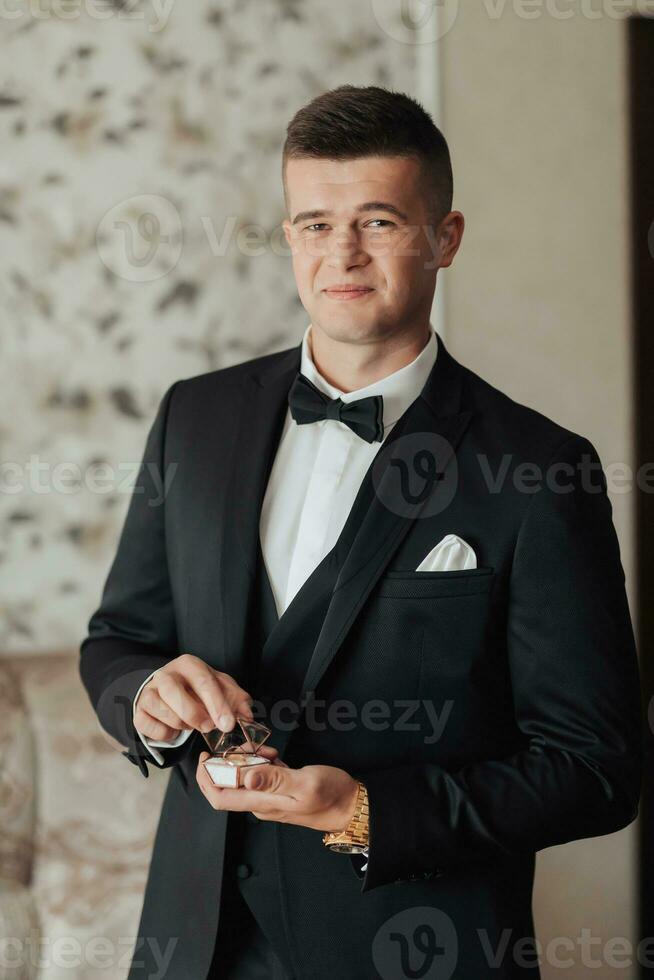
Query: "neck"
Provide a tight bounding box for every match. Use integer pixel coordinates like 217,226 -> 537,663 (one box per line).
309,322 -> 432,393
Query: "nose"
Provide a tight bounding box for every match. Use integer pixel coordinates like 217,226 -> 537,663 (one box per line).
324,227 -> 370,271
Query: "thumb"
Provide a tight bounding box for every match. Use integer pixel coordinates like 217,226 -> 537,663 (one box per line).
243,762 -> 288,792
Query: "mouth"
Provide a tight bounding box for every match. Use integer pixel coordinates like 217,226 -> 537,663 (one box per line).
323,286 -> 375,301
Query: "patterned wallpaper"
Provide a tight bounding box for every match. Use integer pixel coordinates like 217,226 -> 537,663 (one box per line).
0,0 -> 419,654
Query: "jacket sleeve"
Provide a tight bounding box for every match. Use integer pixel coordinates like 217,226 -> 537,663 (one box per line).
356,434 -> 643,892
78,380 -> 197,778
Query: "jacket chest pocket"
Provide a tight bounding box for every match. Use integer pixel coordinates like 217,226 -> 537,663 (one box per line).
324,568 -> 498,767
376,565 -> 495,598
372,567 -> 496,679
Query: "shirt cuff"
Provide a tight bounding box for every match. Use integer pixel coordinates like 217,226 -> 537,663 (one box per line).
132,669 -> 193,766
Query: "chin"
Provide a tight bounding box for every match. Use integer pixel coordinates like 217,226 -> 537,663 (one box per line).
314,318 -> 388,346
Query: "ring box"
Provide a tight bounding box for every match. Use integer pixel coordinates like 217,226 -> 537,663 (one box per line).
202,717 -> 272,788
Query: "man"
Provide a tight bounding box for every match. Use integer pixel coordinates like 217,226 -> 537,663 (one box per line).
79,85 -> 642,980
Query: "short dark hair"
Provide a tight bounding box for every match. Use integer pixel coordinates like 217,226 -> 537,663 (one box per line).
282,84 -> 453,225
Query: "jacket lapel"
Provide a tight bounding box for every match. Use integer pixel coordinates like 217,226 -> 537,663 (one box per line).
219,343 -> 301,679
294,335 -> 473,711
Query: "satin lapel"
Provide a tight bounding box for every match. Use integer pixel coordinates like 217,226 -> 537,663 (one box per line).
220,343 -> 301,679
294,335 -> 473,713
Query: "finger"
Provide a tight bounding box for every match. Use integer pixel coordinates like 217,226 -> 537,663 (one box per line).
241,763 -> 297,796
212,672 -> 256,723
160,669 -> 250,733
138,686 -> 187,730
153,671 -> 218,731
198,783 -> 297,814
134,709 -> 182,742
177,661 -> 252,730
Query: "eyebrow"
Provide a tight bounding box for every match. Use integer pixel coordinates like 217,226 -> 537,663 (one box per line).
291,201 -> 408,226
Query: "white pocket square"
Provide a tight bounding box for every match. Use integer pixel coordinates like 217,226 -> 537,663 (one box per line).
415,533 -> 477,572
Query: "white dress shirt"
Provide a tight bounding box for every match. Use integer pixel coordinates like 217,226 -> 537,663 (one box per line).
133,322 -> 438,764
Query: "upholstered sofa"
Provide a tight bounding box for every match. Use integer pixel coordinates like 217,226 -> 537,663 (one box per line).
0,652 -> 168,980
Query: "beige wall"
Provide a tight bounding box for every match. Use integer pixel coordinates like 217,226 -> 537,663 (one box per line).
439,6 -> 639,977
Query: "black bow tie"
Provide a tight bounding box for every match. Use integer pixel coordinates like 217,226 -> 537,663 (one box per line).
288,372 -> 384,444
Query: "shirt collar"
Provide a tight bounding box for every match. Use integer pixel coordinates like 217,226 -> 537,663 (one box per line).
299,322 -> 438,429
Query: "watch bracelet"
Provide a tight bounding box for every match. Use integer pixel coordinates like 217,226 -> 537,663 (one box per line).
322,779 -> 369,849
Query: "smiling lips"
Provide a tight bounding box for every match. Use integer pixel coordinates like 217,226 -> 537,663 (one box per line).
323,285 -> 375,301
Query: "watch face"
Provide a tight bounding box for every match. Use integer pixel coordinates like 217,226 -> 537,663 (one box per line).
202,716 -> 272,757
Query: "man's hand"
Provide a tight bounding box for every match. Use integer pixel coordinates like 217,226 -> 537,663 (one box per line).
196,751 -> 360,833
133,654 -> 255,742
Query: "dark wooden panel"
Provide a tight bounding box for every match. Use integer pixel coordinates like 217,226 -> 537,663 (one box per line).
628,16 -> 654,974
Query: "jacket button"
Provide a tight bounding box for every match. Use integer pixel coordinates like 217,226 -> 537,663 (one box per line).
236,863 -> 252,880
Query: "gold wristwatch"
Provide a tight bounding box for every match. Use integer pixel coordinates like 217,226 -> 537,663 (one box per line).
322,780 -> 369,854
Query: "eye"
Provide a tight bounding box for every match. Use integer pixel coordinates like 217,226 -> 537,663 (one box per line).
366,220 -> 395,229
305,223 -> 329,232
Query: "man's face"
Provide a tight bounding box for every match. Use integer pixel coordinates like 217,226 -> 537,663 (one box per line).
282,155 -> 461,346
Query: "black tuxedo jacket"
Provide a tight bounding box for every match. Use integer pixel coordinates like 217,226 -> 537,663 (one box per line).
79,332 -> 642,980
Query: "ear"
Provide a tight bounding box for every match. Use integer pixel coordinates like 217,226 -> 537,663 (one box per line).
282,219 -> 293,247
437,211 -> 465,269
